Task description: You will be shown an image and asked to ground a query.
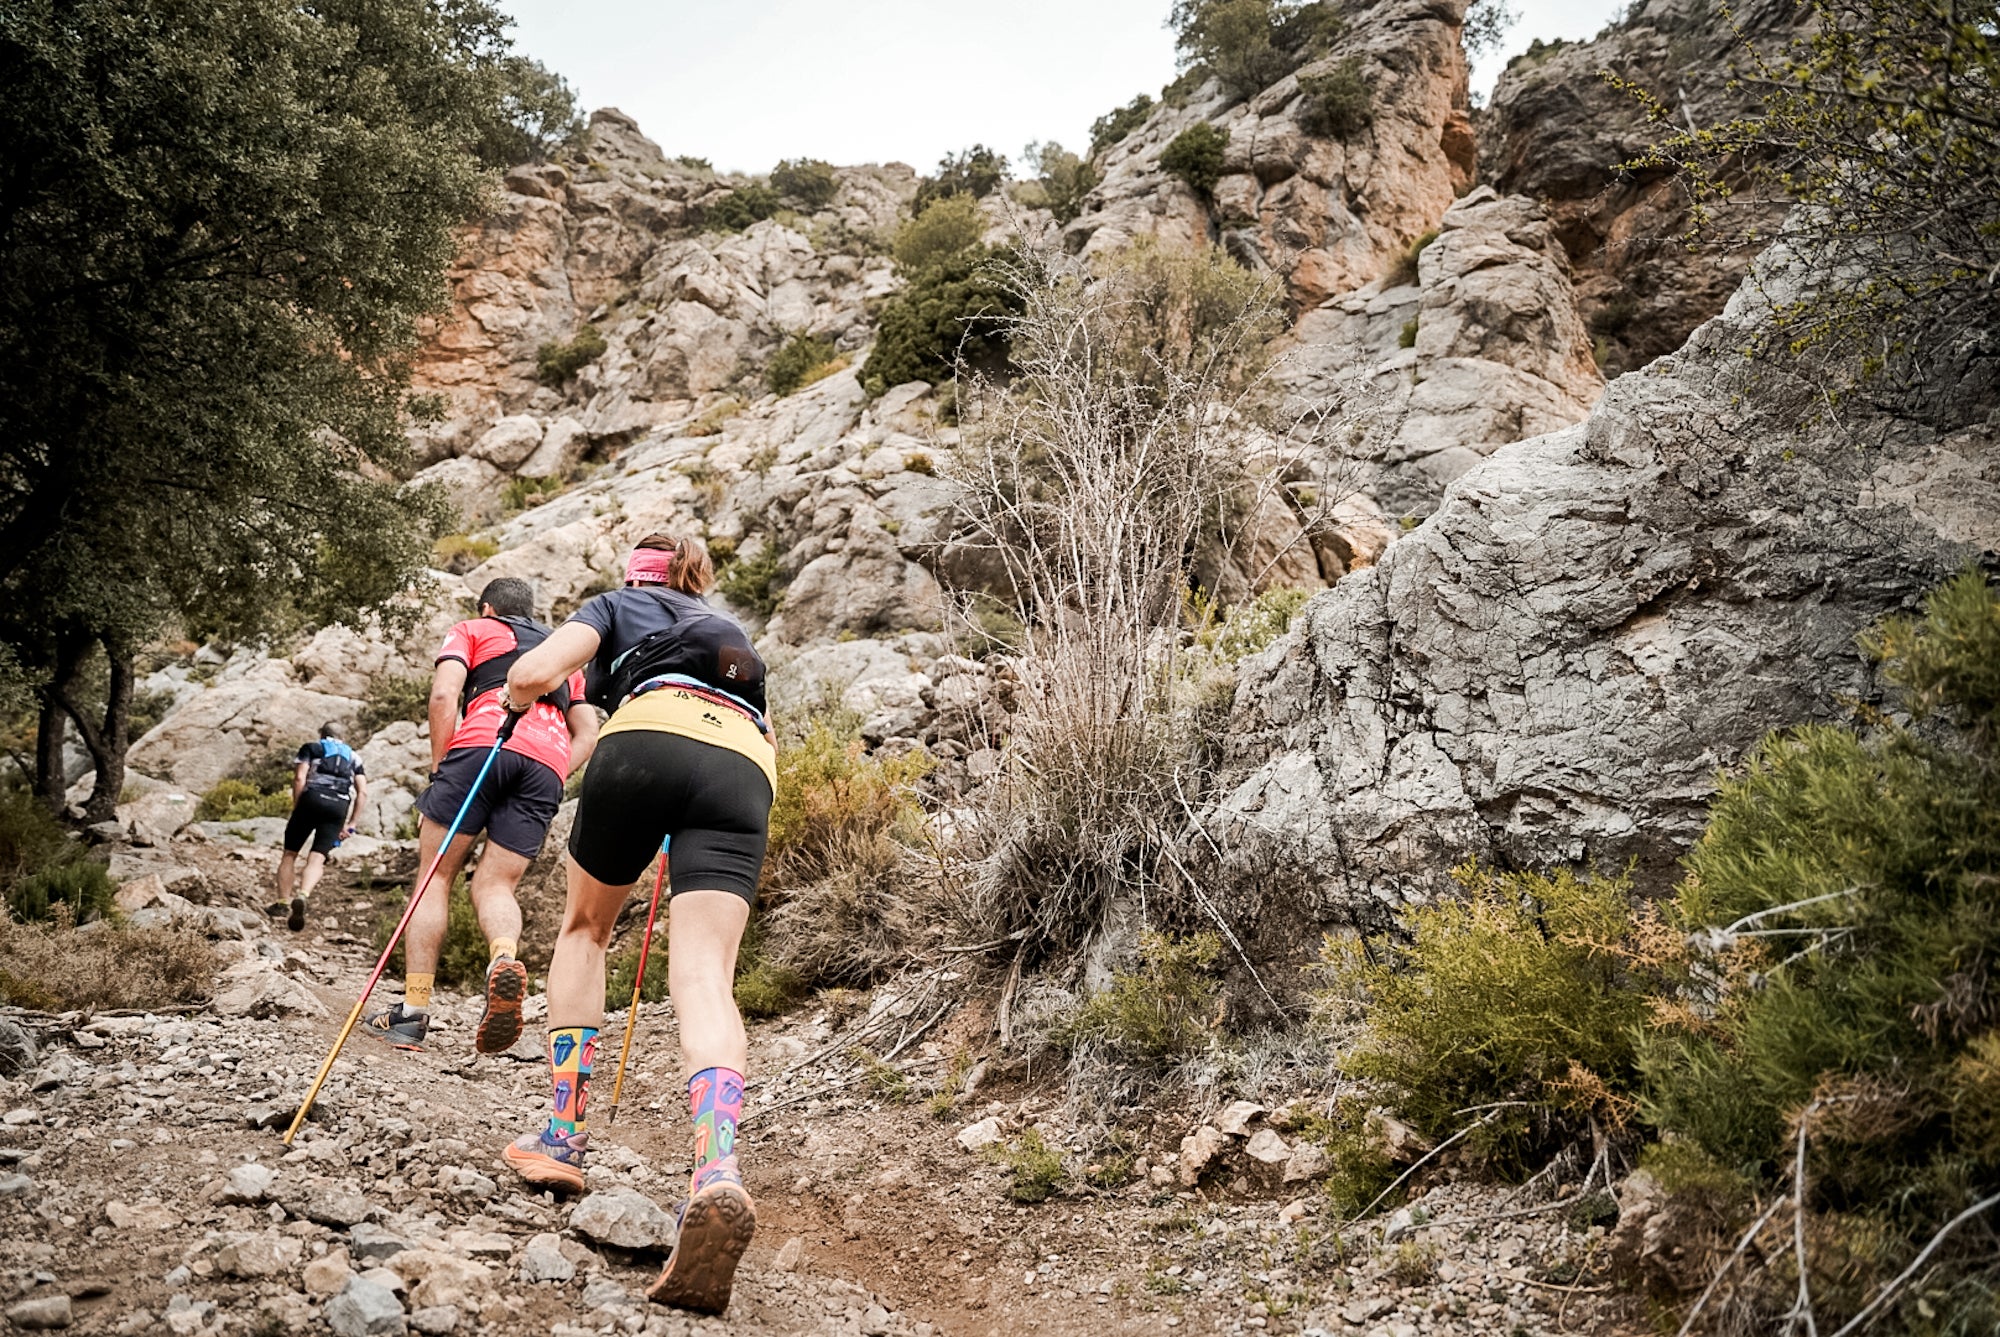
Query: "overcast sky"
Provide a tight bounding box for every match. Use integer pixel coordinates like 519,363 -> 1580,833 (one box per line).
501,0 -> 1629,176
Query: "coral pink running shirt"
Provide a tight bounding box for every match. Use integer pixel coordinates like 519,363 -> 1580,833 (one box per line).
435,619 -> 587,779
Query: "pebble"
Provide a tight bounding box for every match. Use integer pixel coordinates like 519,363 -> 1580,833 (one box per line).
955,1117 -> 1002,1152
325,1274 -> 406,1337
409,1304 -> 461,1334
3,1294 -> 73,1330
349,1221 -> 413,1263
305,1249 -> 356,1296
219,1162 -> 276,1204
305,1184 -> 374,1226
0,1172 -> 36,1199
518,1233 -> 575,1284
570,1187 -> 677,1252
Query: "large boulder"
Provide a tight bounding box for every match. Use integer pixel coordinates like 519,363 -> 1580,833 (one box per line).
1203,242 -> 2000,947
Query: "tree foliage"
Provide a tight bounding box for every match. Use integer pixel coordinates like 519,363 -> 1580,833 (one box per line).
1089,94 -> 1156,158
1296,57 -> 1374,139
1160,122 -> 1230,197
912,144 -> 1009,216
1626,0 -> 2000,387
0,0 -> 550,816
1019,141 -> 1099,225
771,158 -> 839,211
860,195 -> 1018,394
1170,0 -> 1345,96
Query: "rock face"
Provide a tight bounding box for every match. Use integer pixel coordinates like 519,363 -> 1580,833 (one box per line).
1205,242 -> 2000,940
1479,0 -> 1807,377
1069,0 -> 1476,307
1283,186 -> 1603,517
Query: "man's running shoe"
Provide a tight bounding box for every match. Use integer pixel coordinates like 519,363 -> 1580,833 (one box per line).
502,1127 -> 588,1194
475,955 -> 529,1055
360,1004 -> 429,1051
646,1157 -> 755,1315
287,896 -> 307,932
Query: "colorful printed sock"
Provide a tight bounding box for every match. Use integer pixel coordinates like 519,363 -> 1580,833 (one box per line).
403,972 -> 435,1015
688,1066 -> 744,1192
488,937 -> 518,963
545,1026 -> 598,1141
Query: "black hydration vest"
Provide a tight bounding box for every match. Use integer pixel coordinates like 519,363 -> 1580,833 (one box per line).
589,592 -> 767,716
461,616 -> 574,714
302,739 -> 358,801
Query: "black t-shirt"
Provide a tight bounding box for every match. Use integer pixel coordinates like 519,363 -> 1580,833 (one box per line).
569,586 -> 766,713
295,739 -> 364,802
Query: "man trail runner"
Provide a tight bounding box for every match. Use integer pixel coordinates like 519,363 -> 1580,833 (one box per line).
364,577 -> 598,1055
276,722 -> 368,932
497,532 -> 775,1315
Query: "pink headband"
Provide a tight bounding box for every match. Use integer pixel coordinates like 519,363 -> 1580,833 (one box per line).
624,548 -> 674,584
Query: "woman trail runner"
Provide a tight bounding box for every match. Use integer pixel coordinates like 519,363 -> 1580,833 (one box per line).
497,532 -> 774,1316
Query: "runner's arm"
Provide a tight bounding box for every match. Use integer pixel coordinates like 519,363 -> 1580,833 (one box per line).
429,660 -> 469,771
348,773 -> 368,830
292,760 -> 309,802
504,622 -> 602,709
564,703 -> 601,776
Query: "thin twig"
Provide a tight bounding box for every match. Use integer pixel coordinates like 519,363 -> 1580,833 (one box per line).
1827,1191 -> 2000,1337
879,1001 -> 955,1064
1346,1110 -> 1502,1226
1677,1194 -> 1791,1337
1787,1102 -> 1821,1337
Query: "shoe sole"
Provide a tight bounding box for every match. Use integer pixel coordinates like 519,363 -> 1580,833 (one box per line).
503,1141 -> 585,1194
646,1184 -> 755,1315
287,899 -> 306,931
476,959 -> 528,1054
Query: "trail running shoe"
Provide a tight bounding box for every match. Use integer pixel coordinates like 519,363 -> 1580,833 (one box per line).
475,955 -> 529,1055
360,1004 -> 429,1051
646,1157 -> 755,1315
503,1127 -> 588,1194
287,896 -> 307,932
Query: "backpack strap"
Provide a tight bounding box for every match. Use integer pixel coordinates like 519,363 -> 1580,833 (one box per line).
460,616 -> 573,715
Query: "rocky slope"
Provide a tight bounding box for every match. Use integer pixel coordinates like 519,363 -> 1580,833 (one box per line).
1478,0 -> 1808,377
1203,240 -> 2000,946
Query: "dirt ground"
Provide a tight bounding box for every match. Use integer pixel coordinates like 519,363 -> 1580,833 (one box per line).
0,836 -> 1645,1336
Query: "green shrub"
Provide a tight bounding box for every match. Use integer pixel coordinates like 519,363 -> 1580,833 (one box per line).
767,713 -> 933,888
850,1046 -> 910,1102
891,193 -> 986,273
859,246 -> 1018,391
1065,931 -> 1223,1062
1171,0 -> 1344,97
707,182 -> 780,231
1640,570 -> 2000,1327
433,533 -> 498,573
1090,94 -> 1156,157
771,157 -> 838,210
685,398 -> 743,438
715,542 -> 786,617
911,144 -> 1007,215
1320,862 -> 1659,1172
377,877 -> 487,988
675,154 -> 713,173
1384,228 -> 1437,288
535,325 -> 606,385
733,919 -> 805,1018
501,473 -> 564,513
991,1128 -> 1065,1202
128,687 -> 174,741
605,934 -> 670,1010
359,674 -> 430,737
1020,141 -> 1099,225
194,777 -> 292,823
1398,317 -> 1418,349
0,786 -> 77,895
1296,58 -> 1373,139
766,331 -> 843,396
1159,122 -> 1229,198
1192,585 -> 1311,663
8,859 -> 115,925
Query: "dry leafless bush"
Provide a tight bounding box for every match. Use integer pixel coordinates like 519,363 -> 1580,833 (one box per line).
938,239 -> 1360,972
0,907 -> 214,1011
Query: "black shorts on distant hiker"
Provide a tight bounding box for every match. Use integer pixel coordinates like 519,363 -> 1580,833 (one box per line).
274,722 -> 368,932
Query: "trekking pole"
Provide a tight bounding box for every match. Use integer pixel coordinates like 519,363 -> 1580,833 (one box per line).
282,713 -> 521,1145
607,836 -> 670,1127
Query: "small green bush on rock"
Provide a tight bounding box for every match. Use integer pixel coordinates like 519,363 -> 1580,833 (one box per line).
766,332 -> 842,396
1065,930 -> 1224,1062
1297,58 -> 1374,139
536,325 -> 606,385
771,158 -> 838,210
1090,94 -> 1156,157
1160,122 -> 1229,198
912,145 -> 1008,215
707,182 -> 781,232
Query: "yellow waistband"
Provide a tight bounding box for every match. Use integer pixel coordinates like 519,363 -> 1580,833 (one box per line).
599,688 -> 777,796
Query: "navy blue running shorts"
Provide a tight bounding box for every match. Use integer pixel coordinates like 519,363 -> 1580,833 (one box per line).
417,746 -> 565,859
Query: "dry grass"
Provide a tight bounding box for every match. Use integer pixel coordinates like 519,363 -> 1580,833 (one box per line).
0,908 -> 213,1011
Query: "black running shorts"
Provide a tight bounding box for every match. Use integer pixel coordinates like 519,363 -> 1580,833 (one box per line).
566,731 -> 773,902
283,791 -> 350,856
417,746 -> 565,859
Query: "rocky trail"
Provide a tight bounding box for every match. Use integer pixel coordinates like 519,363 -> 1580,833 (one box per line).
0,836 -> 1642,1337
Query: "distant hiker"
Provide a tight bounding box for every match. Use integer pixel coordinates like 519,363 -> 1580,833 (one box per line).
363,577 -> 598,1054
496,532 -> 773,1315
276,722 -> 368,931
